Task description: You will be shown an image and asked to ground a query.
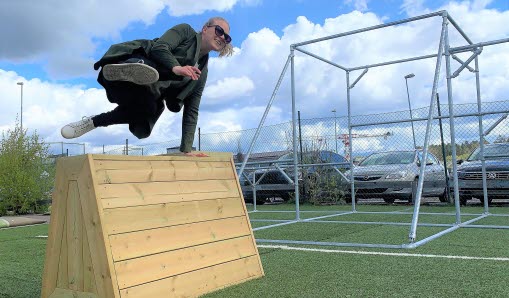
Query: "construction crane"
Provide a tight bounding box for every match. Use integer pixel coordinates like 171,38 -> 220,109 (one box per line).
339,132 -> 393,160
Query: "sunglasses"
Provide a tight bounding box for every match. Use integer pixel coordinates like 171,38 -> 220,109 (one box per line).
207,25 -> 232,44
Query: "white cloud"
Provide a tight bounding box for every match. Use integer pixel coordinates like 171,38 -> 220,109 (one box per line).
0,0 -> 254,79
203,76 -> 255,103
165,0 -> 237,16
344,0 -> 370,12
1,3 -> 509,154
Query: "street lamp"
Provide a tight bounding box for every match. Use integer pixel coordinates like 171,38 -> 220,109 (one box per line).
404,73 -> 416,149
17,82 -> 24,131
332,109 -> 337,153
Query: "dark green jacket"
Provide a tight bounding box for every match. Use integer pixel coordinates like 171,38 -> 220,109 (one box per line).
94,24 -> 208,152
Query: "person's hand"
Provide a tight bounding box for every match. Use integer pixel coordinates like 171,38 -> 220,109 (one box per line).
184,152 -> 209,157
172,65 -> 201,80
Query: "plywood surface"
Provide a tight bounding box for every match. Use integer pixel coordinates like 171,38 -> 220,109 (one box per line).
42,153 -> 264,298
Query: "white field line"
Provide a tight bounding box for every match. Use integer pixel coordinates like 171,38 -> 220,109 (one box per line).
257,244 -> 509,261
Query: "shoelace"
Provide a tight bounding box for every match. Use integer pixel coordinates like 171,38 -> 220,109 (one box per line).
72,117 -> 93,130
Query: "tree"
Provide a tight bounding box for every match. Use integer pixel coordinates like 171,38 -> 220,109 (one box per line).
0,120 -> 53,215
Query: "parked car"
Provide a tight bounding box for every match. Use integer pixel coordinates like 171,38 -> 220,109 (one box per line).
343,150 -> 447,203
241,150 -> 350,204
455,142 -> 509,205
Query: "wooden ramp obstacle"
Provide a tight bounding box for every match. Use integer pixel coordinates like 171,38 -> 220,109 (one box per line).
41,153 -> 264,298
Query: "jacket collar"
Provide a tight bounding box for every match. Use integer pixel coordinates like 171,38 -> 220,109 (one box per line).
194,32 -> 202,65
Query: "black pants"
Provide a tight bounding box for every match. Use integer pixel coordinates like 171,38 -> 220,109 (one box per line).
92,55 -> 165,129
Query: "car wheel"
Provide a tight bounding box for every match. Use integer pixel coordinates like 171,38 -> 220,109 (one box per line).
281,193 -> 291,202
477,196 -> 493,205
256,198 -> 266,205
438,190 -> 448,203
383,198 -> 395,204
459,195 -> 469,206
344,195 -> 359,204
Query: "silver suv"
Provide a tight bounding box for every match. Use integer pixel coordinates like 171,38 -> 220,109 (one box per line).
344,150 -> 447,203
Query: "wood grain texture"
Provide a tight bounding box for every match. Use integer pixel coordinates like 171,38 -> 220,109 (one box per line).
77,157 -> 119,298
97,179 -> 239,200
115,236 -> 257,289
41,153 -> 263,298
119,256 -> 263,298
104,197 -> 245,235
109,216 -> 250,261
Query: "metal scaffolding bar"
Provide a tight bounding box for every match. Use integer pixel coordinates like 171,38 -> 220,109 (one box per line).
293,11 -> 443,47
294,47 -> 348,71
238,56 -> 291,177
408,14 -> 448,243
350,109 -> 509,128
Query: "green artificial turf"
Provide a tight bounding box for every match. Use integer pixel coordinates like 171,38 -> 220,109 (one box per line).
1,203 -> 508,298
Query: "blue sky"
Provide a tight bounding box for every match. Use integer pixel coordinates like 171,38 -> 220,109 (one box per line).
0,0 -> 508,154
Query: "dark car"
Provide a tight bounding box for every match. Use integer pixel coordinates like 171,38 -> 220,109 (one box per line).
241,150 -> 350,204
456,143 -> 509,205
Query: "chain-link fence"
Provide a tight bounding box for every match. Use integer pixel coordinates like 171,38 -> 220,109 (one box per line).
49,100 -> 509,206
47,142 -> 86,157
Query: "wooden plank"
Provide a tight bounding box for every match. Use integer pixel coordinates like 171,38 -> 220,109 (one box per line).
56,205 -> 69,289
58,155 -> 87,178
82,216 -> 97,295
66,181 -> 84,291
115,236 -> 257,289
97,179 -> 239,199
95,163 -> 234,184
78,157 -> 119,298
41,162 -> 71,298
94,160 -> 230,171
48,288 -> 99,298
109,216 -> 251,261
228,155 -> 266,277
120,256 -> 263,298
91,153 -> 232,163
104,197 -> 245,235
101,190 -> 239,209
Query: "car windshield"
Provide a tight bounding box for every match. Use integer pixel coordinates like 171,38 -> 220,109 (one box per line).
468,144 -> 509,161
359,151 -> 415,166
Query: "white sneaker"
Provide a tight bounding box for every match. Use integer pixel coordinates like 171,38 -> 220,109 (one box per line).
61,116 -> 96,139
102,61 -> 159,85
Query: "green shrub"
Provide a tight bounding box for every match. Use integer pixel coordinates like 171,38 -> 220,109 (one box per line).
0,121 -> 53,215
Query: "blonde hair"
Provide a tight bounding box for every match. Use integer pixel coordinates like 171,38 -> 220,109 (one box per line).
204,17 -> 234,57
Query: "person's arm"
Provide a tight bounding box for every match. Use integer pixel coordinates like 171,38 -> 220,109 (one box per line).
149,23 -> 193,72
180,70 -> 208,153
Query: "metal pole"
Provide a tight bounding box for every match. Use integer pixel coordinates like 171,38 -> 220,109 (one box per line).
252,172 -> 257,212
346,71 -> 356,211
474,57 -> 489,213
443,15 -> 462,225
294,47 -> 348,71
238,55 -> 292,177
298,111 -> 306,197
198,127 -> 201,151
125,138 -> 128,155
404,74 -> 417,148
409,13 -> 448,242
16,82 -> 23,131
332,109 -> 338,153
351,109 -> 509,128
436,93 -> 451,203
293,10 -> 443,47
290,48 -> 300,220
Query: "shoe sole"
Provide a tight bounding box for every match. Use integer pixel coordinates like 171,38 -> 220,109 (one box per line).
103,63 -> 159,85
